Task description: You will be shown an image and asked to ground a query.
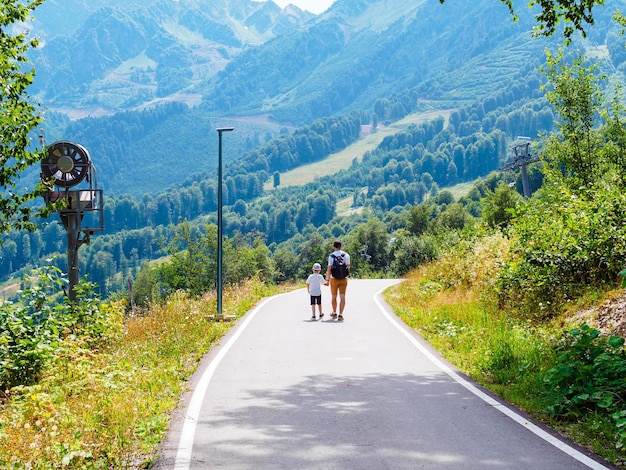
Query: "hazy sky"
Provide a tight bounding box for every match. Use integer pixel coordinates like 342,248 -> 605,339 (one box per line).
271,0 -> 336,14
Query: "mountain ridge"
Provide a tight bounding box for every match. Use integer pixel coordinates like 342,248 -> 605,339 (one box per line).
24,0 -> 625,198
30,0 -> 313,112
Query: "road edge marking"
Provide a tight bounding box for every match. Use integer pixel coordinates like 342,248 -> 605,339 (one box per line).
174,293 -> 286,470
373,285 -> 611,470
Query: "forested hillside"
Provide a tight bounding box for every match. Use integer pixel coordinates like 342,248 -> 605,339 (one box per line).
2,71 -> 551,296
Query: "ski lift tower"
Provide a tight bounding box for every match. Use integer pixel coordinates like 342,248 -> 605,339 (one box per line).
499,137 -> 539,198
41,140 -> 104,303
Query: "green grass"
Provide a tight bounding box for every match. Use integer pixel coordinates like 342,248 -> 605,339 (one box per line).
444,181 -> 475,200
336,189 -> 367,216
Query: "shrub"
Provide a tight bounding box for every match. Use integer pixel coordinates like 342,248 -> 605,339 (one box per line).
0,265 -> 119,388
497,184 -> 626,318
431,229 -> 511,291
541,325 -> 626,448
391,234 -> 440,276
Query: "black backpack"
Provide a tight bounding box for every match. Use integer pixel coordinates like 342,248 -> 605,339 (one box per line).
331,253 -> 349,279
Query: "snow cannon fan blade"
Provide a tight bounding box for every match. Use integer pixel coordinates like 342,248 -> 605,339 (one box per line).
41,141 -> 90,188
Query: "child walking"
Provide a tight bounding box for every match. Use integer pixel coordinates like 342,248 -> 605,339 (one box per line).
306,263 -> 328,321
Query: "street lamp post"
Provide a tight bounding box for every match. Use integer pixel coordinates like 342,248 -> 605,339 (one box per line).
216,127 -> 234,320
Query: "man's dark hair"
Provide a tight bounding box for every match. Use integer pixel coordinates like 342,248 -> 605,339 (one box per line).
334,240 -> 342,249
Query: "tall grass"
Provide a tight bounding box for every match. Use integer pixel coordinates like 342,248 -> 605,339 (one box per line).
386,276 -> 553,411
0,278 -> 280,469
384,230 -> 626,466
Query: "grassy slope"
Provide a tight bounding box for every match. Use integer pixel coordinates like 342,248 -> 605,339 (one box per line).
263,109 -> 452,190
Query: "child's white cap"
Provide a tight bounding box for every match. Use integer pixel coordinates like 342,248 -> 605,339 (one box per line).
313,263 -> 321,270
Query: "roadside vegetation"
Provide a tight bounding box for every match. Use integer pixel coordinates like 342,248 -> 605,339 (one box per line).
385,235 -> 626,465
0,269 -> 281,468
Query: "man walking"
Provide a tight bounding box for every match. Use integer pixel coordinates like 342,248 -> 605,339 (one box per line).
326,240 -> 350,321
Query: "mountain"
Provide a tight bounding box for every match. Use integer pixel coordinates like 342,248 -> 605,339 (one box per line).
198,0 -> 548,123
24,0 -> 625,198
30,0 -> 547,118
29,0 -> 313,115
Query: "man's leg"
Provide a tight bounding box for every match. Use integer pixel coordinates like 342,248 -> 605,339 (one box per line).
330,279 -> 338,317
336,279 -> 348,318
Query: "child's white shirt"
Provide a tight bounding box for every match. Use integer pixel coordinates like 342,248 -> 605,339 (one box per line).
306,273 -> 325,296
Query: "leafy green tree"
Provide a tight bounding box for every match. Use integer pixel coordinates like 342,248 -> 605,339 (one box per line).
132,262 -> 161,308
542,51 -> 602,188
159,222 -> 216,296
390,235 -> 440,276
482,183 -> 523,229
233,199 -> 247,216
346,218 -> 390,273
0,239 -> 17,273
438,202 -> 472,230
541,49 -> 626,192
439,0 -> 603,42
407,204 -> 430,236
0,0 -> 52,234
297,231 -> 328,279
273,245 -> 299,282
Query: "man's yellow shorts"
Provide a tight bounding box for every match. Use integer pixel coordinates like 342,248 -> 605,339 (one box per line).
330,277 -> 348,295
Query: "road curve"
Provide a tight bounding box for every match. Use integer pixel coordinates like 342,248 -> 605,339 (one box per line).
154,279 -> 615,470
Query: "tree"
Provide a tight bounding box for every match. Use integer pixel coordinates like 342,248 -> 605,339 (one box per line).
407,204 -> 430,236
0,0 -> 52,235
297,232 -> 327,279
346,218 -> 390,272
439,0 -> 603,42
482,184 -> 523,229
439,203 -> 471,230
541,49 -> 626,191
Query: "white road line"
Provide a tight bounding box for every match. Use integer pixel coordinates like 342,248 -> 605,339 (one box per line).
373,285 -> 611,470
174,294 -> 286,470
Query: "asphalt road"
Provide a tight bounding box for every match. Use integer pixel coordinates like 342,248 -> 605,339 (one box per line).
154,279 -> 615,470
